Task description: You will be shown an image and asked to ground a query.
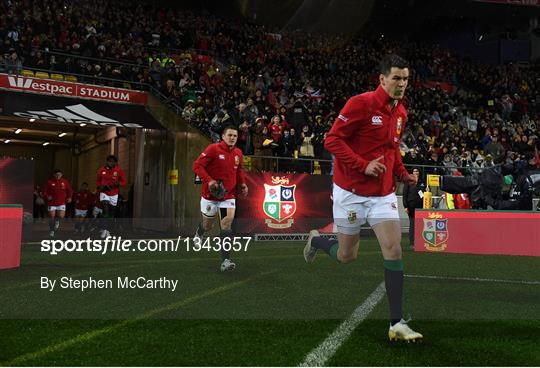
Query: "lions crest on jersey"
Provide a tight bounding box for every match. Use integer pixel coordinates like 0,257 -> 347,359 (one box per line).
396,116 -> 403,135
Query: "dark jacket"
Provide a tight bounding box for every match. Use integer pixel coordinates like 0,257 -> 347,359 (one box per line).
403,180 -> 426,209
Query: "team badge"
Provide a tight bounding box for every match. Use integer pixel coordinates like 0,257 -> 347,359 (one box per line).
347,211 -> 357,224
113,172 -> 118,177
422,213 -> 448,252
235,155 -> 240,165
396,117 -> 403,135
263,183 -> 296,229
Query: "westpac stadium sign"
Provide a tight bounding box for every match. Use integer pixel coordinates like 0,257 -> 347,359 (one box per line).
0,73 -> 147,105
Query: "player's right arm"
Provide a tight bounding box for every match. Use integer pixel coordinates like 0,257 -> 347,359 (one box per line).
324,96 -> 369,173
193,145 -> 216,184
43,181 -> 52,200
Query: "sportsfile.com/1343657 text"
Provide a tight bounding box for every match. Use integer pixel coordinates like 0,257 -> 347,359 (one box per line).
40,236 -> 252,255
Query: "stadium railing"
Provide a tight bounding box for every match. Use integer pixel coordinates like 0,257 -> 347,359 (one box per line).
245,155 -> 483,176
13,66 -> 149,90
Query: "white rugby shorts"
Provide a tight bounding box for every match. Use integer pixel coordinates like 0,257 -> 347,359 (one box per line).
200,197 -> 236,217
48,204 -> 66,212
333,184 -> 400,235
75,209 -> 88,217
99,192 -> 118,206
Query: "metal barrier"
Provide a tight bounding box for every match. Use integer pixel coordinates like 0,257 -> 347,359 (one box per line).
16,66 -> 149,90
244,155 -> 481,176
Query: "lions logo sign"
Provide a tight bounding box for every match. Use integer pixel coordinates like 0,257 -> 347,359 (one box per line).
422,214 -> 448,252
263,184 -> 296,229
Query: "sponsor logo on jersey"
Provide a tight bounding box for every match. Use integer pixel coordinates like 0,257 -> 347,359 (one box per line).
338,114 -> 349,123
371,115 -> 383,125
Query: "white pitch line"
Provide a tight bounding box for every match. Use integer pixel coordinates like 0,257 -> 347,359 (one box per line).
299,282 -> 385,367
405,274 -> 540,285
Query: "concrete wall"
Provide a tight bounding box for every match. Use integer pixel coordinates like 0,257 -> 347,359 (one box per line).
1,145 -> 66,186
142,94 -> 211,233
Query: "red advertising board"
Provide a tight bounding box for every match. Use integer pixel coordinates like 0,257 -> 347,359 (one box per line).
0,158 -> 34,213
236,172 -> 333,233
0,73 -> 147,105
0,205 -> 23,270
414,209 -> 540,256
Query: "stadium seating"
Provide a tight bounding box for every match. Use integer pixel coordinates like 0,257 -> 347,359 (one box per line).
21,70 -> 34,78
34,71 -> 50,79
1,0 -> 537,174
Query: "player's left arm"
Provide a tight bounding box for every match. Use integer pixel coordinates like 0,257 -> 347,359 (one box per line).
394,144 -> 410,181
393,117 -> 416,185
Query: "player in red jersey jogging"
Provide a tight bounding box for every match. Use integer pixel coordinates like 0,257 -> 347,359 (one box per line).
193,125 -> 248,272
43,169 -> 73,237
304,54 -> 423,342
96,155 -> 126,238
73,182 -> 94,234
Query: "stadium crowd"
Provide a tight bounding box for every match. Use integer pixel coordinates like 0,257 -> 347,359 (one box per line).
1,0 -> 539,174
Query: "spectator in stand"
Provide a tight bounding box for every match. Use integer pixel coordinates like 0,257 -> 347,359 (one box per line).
252,122 -> 273,172
237,120 -> 252,155
233,103 -> 255,126
0,53 -> 7,72
182,100 -> 196,121
482,154 -> 495,168
514,135 -> 535,157
415,134 -> 429,154
287,99 -> 309,130
298,124 -> 315,173
278,129 -> 297,172
268,115 -> 285,149
484,135 -> 505,164
5,51 -> 22,74
426,152 -> 444,175
442,153 -> 458,175
403,148 -> 425,170
1,0 -> 538,165
500,135 -> 512,153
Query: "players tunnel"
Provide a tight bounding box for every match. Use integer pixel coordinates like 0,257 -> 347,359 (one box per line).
0,79 -> 206,233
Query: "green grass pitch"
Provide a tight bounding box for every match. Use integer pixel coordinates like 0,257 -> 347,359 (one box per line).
0,238 -> 539,366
